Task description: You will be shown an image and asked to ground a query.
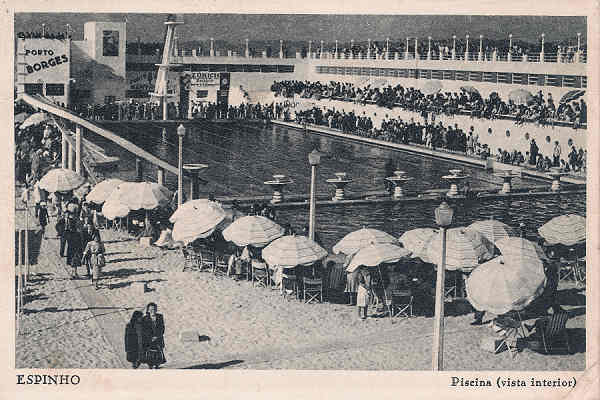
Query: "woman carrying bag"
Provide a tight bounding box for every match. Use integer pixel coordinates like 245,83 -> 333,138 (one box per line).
142,302 -> 166,369
82,232 -> 105,289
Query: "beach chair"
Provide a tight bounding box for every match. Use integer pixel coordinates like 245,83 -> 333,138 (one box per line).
212,255 -> 229,277
386,289 -> 413,319
281,273 -> 298,300
303,277 -> 323,304
526,312 -> 571,355
198,246 -> 215,271
560,255 -> 586,286
252,263 -> 269,288
492,316 -> 522,359
181,246 -> 201,272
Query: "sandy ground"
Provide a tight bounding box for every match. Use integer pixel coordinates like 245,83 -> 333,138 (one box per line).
16,212 -> 586,370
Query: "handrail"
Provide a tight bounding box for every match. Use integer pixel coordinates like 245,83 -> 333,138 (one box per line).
19,94 -> 181,178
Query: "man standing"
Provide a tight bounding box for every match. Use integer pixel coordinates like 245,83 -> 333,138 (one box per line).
55,214 -> 67,257
553,141 -> 562,167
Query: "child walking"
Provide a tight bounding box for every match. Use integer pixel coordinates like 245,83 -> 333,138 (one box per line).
356,267 -> 372,320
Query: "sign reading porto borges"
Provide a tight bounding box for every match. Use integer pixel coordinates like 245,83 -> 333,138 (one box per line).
19,39 -> 70,81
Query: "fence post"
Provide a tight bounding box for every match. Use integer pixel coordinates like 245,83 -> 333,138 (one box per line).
75,124 -> 82,175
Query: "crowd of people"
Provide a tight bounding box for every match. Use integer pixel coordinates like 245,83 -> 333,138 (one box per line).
15,103 -> 62,185
271,80 -> 587,128
290,103 -> 586,176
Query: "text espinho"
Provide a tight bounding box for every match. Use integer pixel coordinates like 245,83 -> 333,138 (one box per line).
26,55 -> 69,74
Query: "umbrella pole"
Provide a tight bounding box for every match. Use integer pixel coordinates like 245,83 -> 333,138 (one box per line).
378,266 -> 392,324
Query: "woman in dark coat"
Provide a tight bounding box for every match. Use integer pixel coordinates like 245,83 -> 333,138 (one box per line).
142,302 -> 166,369
124,311 -> 144,369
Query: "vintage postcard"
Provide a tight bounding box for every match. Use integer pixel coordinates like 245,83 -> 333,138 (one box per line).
1,0 -> 598,399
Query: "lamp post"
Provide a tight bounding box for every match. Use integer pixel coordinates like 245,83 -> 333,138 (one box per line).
177,124 -> 186,206
335,39 -> 338,57
386,37 -> 390,53
432,201 -> 454,371
320,40 -> 324,57
479,34 -> 483,61
308,149 -> 321,241
452,35 -> 456,60
465,34 -> 469,61
576,32 -> 581,63
414,37 -> 418,59
367,39 -> 371,58
42,23 -> 46,38
405,37 -> 410,59
427,36 -> 432,60
308,40 -> 312,58
508,34 -> 513,61
540,33 -> 545,62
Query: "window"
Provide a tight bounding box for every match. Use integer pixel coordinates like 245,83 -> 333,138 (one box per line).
24,83 -> 43,95
45,84 -> 65,96
102,30 -> 120,56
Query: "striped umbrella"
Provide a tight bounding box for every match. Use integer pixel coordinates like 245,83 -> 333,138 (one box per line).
20,112 -> 50,129
422,80 -> 443,95
263,235 -> 327,268
398,228 -> 437,262
559,90 -> 585,104
86,179 -> 124,204
346,243 -> 412,273
107,182 -> 172,211
466,219 -> 516,244
15,112 -> 30,124
538,214 -> 586,246
222,215 -> 284,248
508,88 -> 534,105
495,237 -> 549,265
172,201 -> 227,245
426,227 -> 494,271
466,256 -> 546,315
38,168 -> 86,193
333,228 -> 398,256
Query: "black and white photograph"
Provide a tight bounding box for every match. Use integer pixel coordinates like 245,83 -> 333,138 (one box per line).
5,1 -> 598,398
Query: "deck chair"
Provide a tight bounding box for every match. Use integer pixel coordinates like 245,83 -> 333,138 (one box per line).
526,311 -> 571,355
181,246 -> 201,272
560,256 -> 586,286
492,316 -> 522,359
212,255 -> 229,277
252,263 -> 269,288
281,273 -> 298,300
197,246 -> 215,271
303,277 -> 323,304
386,289 -> 413,319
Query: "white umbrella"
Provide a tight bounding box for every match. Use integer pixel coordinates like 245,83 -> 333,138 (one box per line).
346,243 -> 412,273
398,228 -> 437,262
86,178 -> 124,204
107,182 -> 172,211
102,200 -> 130,220
38,168 -> 86,193
466,219 -> 516,244
20,112 -> 50,129
222,215 -> 284,247
333,228 -> 398,256
466,256 -> 546,315
495,237 -> 549,265
426,227 -> 494,272
169,199 -> 211,223
263,235 -> 327,268
171,200 -> 227,245
538,214 -> 586,246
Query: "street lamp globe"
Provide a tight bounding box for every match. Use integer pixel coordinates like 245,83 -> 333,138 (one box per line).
177,124 -> 186,137
434,202 -> 454,227
308,149 -> 321,166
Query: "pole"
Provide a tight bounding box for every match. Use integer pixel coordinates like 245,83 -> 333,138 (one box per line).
61,131 -> 67,169
178,135 -> 184,207
24,199 -> 29,284
432,226 -> 447,371
308,164 -> 317,241
16,230 -> 22,335
75,124 -> 82,175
